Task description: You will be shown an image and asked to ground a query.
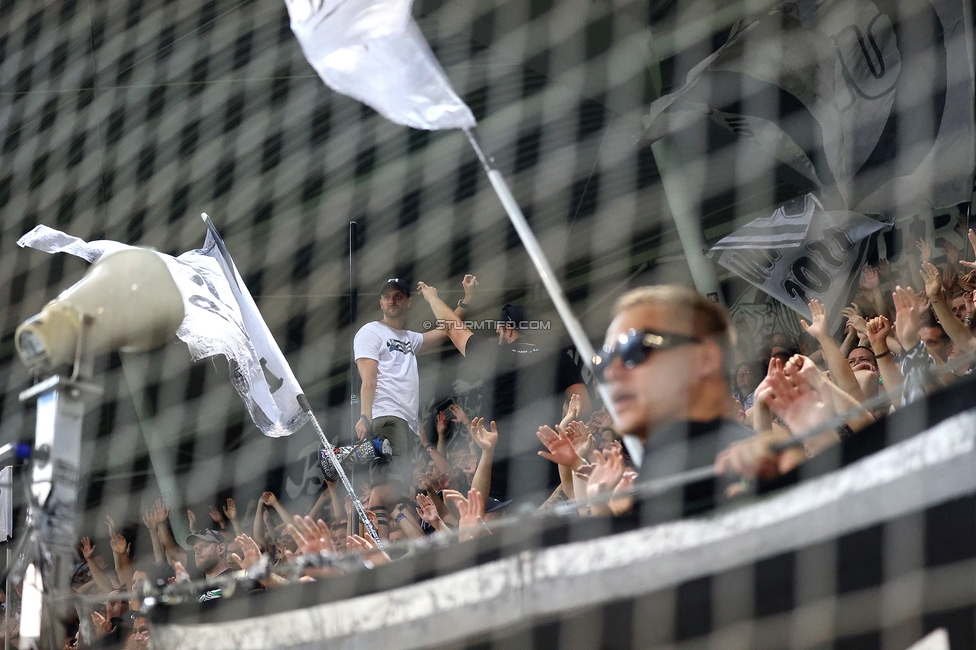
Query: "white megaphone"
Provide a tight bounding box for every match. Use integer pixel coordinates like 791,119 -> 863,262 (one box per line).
15,248 -> 184,375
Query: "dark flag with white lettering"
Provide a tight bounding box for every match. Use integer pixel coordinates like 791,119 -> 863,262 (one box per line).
708,197 -> 885,320
643,0 -> 975,218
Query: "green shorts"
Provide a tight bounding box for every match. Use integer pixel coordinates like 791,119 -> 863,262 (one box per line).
369,415 -> 413,493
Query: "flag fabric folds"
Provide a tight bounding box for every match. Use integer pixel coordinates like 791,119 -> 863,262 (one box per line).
643,0 -> 976,218
708,193 -> 820,252
708,198 -> 886,321
18,224 -> 310,438
286,0 -> 475,131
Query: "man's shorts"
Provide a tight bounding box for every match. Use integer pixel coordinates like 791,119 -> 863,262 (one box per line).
369,415 -> 413,494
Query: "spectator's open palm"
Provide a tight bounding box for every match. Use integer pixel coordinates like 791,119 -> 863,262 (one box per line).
470,417 -> 498,451
536,425 -> 582,468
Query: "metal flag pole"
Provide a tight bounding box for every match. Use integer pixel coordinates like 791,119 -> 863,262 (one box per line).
349,221 -> 359,490
459,129 -> 637,460
296,397 -> 381,546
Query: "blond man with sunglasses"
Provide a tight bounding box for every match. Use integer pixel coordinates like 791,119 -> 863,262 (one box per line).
594,285 -> 752,516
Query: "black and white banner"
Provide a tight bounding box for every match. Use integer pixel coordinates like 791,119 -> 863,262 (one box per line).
18,224 -> 310,437
708,200 -> 885,321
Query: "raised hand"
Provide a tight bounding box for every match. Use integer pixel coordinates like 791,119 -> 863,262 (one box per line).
916,238 -> 932,262
921,261 -> 946,303
172,560 -> 191,583
223,498 -> 238,521
961,229 -> 976,270
347,534 -> 391,565
209,506 -> 226,527
783,354 -> 824,391
892,286 -> 921,350
435,411 -> 448,438
260,491 -> 278,507
536,425 -> 583,469
443,488 -> 488,542
608,470 -> 637,516
153,499 -> 169,523
91,611 -> 114,637
415,281 -> 438,303
566,421 -> 596,459
586,447 -> 625,502
760,357 -> 832,434
109,530 -> 129,556
461,274 -> 478,299
79,537 -> 96,560
842,304 -> 867,336
565,393 -> 581,422
142,508 -> 157,531
799,299 -> 830,341
866,315 -> 892,349
186,509 -> 197,533
447,403 -> 470,428
415,493 -> 444,527
286,516 -> 336,555
230,534 -> 263,570
469,417 -> 498,452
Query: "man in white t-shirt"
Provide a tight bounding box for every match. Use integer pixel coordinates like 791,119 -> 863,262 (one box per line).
354,276 -> 476,537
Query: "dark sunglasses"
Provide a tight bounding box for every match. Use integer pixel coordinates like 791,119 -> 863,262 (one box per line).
593,328 -> 701,380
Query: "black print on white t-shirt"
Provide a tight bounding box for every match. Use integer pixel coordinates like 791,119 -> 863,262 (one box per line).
387,339 -> 415,355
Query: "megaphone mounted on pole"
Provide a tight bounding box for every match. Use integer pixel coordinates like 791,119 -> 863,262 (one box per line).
13,248 -> 183,648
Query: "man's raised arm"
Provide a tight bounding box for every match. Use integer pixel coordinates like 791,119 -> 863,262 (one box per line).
417,281 -> 474,355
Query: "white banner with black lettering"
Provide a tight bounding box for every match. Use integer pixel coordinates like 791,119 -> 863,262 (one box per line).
708,205 -> 886,321
17,225 -> 310,437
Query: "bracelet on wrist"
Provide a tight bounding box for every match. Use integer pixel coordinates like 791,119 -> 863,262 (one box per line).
457,299 -> 469,309
874,349 -> 891,359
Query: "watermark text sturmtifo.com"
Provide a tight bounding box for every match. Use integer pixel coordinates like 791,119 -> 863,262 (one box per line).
422,319 -> 552,331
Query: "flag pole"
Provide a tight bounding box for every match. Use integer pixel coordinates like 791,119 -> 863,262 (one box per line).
349,221 -> 359,489
461,129 -> 631,458
296,397 -> 382,546
200,214 -> 381,546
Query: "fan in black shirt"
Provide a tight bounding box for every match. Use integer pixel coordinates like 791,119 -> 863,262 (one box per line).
417,284 -> 590,504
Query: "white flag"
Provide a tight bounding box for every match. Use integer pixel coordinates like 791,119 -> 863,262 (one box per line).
708,202 -> 886,322
17,225 -> 310,438
286,0 -> 475,131
644,0 -> 976,218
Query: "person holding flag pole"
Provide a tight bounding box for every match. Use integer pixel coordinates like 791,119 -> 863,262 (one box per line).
284,0 -> 631,460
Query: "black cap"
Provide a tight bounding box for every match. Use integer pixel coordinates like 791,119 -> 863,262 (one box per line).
380,278 -> 411,297
186,528 -> 223,545
500,304 -> 528,329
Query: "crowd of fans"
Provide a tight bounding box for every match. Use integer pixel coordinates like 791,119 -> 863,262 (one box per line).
5,223 -> 976,648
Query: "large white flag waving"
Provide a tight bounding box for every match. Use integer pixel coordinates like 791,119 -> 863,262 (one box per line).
286,0 -> 475,131
18,224 -> 310,438
643,0 -> 975,218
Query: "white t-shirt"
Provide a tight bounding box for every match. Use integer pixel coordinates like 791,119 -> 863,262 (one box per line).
353,321 -> 425,434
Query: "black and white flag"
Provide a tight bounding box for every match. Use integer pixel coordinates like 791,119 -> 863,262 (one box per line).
708,199 -> 886,320
18,224 -> 310,438
644,0 -> 975,218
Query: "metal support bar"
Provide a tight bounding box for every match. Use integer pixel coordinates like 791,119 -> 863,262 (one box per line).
17,376 -> 100,648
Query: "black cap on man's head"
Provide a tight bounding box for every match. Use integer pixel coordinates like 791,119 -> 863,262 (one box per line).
186,529 -> 223,545
380,278 -> 411,297
500,304 -> 528,329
